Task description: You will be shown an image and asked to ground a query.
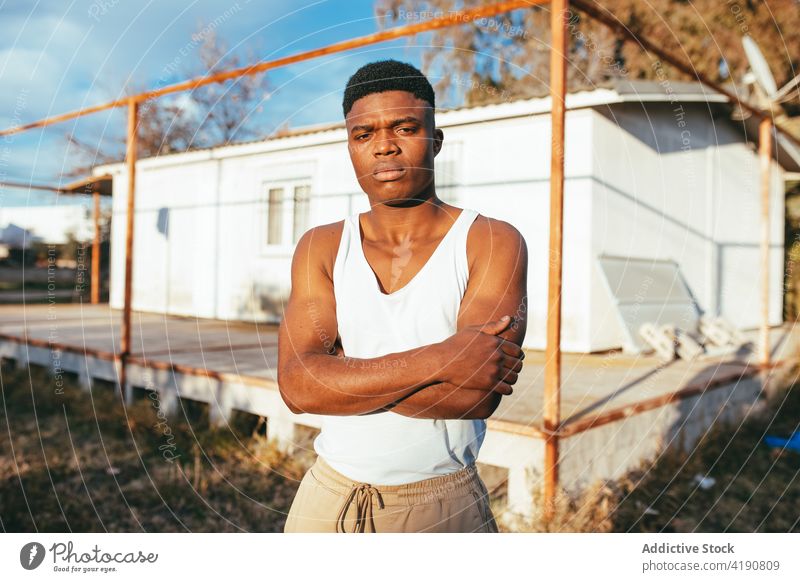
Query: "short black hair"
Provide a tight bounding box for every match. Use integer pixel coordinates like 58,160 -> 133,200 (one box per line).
342,59 -> 435,118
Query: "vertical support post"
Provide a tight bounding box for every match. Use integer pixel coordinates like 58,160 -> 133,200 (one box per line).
119,98 -> 138,404
544,0 -> 568,522
759,116 -> 772,368
91,189 -> 101,304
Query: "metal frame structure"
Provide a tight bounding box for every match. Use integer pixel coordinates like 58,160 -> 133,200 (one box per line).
0,174 -> 111,304
0,0 -> 789,519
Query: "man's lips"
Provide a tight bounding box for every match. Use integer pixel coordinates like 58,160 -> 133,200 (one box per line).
372,166 -> 406,182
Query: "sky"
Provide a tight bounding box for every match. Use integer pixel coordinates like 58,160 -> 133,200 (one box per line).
0,0 -> 438,206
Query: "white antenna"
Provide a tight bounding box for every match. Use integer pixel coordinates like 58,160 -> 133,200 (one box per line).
739,35 -> 798,368
742,35 -> 799,106
742,35 -> 778,100
774,73 -> 800,104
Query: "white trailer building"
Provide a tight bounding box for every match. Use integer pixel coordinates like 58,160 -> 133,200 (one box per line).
94,80 -> 800,352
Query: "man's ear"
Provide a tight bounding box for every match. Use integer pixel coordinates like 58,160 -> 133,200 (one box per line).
433,127 -> 444,157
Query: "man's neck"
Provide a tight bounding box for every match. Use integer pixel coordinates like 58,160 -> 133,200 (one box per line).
362,195 -> 457,245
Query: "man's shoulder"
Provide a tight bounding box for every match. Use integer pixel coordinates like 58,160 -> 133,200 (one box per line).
466,214 -> 527,268
293,219 -> 348,278
306,218 -> 348,239
468,214 -> 524,239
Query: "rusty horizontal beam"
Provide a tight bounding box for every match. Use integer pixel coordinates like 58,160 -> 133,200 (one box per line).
0,332 -> 118,362
556,363 -> 767,437
0,330 -> 784,438
0,180 -> 68,193
0,0 -> 546,138
140,342 -> 277,357
488,418 -> 549,439
124,354 -> 275,388
1,0 -> 794,151
0,176 -> 112,196
0,332 -> 274,388
0,316 -> 116,326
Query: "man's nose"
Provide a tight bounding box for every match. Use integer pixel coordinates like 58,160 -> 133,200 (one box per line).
373,131 -> 399,155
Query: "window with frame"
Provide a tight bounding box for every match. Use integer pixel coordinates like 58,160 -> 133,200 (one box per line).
267,187 -> 283,245
434,141 -> 461,203
263,179 -> 312,249
292,185 -> 311,244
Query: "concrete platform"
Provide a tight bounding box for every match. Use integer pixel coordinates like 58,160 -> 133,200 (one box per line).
0,303 -> 793,524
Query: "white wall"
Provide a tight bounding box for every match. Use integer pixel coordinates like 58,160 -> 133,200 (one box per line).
103,99 -> 786,352
106,108 -> 596,351
442,110 -> 595,351
589,104 -> 785,351
109,130 -> 363,320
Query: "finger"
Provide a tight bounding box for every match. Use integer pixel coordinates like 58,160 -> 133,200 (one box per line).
480,316 -> 512,336
497,338 -> 523,359
503,356 -> 523,373
491,381 -> 513,396
498,369 -> 519,385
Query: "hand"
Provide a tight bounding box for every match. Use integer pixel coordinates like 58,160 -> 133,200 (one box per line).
434,316 -> 524,395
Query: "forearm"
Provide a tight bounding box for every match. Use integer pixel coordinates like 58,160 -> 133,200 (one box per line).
283,345 -> 443,416
383,382 -> 501,420
385,314 -> 527,420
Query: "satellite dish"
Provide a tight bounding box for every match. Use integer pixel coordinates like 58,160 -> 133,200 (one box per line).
742,35 -> 778,100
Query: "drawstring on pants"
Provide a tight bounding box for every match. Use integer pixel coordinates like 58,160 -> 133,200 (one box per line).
336,482 -> 385,533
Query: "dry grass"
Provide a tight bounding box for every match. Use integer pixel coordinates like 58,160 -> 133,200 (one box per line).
3,358 -> 798,533
0,361 -> 313,532
491,365 -> 800,533
609,377 -> 800,533
494,480 -> 620,533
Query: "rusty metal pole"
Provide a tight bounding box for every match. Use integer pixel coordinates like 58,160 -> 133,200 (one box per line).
759,116 -> 773,368
91,189 -> 101,304
119,98 -> 138,403
544,0 -> 568,523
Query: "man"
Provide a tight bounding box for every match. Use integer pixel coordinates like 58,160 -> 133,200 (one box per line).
278,59 -> 528,533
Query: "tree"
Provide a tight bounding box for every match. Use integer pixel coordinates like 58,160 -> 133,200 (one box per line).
130,84 -> 199,158
375,0 -> 800,112
187,27 -> 269,146
65,23 -> 270,176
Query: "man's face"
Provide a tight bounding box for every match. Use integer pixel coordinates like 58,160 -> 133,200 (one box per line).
345,90 -> 443,205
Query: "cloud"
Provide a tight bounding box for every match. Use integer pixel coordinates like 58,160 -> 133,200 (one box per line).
0,0 -> 406,193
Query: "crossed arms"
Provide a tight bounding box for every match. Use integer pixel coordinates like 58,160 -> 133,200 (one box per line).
277,216 -> 528,420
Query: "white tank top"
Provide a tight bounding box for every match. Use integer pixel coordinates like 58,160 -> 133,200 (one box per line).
312,206 -> 485,485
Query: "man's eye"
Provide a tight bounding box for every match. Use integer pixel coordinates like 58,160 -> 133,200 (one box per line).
397,127 -> 415,134
355,133 -> 370,141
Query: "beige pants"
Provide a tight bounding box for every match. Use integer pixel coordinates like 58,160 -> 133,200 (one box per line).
284,455 -> 499,533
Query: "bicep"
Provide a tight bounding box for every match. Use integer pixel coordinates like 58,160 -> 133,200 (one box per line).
457,219 -> 528,346
278,227 -> 341,376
